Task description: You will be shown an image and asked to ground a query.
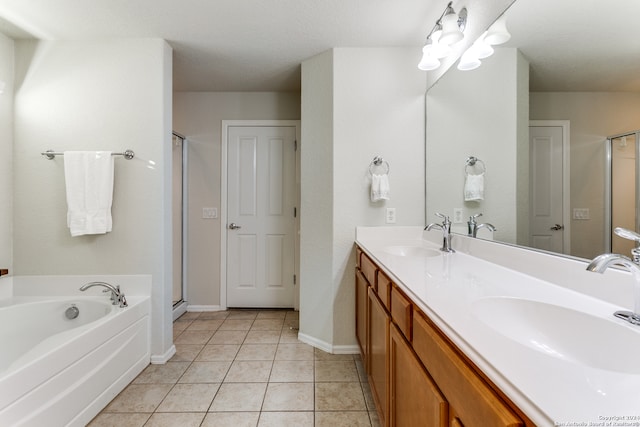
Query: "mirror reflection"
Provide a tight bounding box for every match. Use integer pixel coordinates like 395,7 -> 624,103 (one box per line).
426,0 -> 640,260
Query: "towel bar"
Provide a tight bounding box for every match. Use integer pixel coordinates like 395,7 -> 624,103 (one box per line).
41,149 -> 135,160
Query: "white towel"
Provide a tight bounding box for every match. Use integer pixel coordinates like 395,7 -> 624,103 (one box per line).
464,173 -> 484,201
63,151 -> 114,237
371,173 -> 390,202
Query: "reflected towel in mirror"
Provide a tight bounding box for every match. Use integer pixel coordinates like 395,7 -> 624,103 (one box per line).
464,173 -> 484,201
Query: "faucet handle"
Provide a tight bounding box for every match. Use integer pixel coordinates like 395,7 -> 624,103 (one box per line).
434,212 -> 451,223
614,227 -> 640,262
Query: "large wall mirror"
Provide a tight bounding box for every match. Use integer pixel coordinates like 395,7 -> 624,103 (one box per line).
426,0 -> 640,261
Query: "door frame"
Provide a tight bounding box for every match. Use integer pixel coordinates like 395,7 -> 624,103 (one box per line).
220,120 -> 301,310
529,120 -> 571,254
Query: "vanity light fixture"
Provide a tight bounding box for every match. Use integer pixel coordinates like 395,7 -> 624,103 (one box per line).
456,15 -> 510,71
417,1 -> 467,71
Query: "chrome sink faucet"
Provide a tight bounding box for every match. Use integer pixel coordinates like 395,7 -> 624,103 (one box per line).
425,213 -> 455,253
586,227 -> 640,325
467,213 -> 497,238
80,281 -> 128,308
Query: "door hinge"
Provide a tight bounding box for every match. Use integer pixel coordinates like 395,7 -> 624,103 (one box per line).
294,207 -> 297,218
293,274 -> 297,285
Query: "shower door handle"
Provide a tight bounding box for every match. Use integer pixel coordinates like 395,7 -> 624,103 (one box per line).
228,223 -> 242,230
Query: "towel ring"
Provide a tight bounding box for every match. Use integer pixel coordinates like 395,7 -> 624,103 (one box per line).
369,156 -> 390,175
465,156 -> 485,175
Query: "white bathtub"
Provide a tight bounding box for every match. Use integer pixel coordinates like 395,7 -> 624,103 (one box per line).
0,279 -> 150,427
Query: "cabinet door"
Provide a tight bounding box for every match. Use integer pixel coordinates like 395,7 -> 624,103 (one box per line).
390,323 -> 448,427
368,287 -> 389,426
355,269 -> 369,362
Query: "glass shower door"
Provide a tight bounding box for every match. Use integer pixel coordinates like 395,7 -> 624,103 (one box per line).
172,133 -> 186,312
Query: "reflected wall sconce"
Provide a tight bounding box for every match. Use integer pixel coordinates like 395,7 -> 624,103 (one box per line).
417,2 -> 467,71
456,15 -> 510,71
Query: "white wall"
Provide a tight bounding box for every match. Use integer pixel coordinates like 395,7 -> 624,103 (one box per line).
0,33 -> 13,275
173,92 -> 301,308
13,39 -> 174,360
300,48 -> 426,350
530,91 -> 640,259
426,48 -> 528,244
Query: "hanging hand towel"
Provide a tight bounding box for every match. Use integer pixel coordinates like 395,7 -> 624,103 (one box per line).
64,151 -> 114,237
464,173 -> 484,201
371,173 -> 390,202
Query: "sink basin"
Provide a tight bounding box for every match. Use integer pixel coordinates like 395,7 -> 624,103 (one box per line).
383,245 -> 440,258
472,297 -> 640,373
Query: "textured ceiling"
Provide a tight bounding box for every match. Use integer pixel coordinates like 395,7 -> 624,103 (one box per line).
0,0 -> 437,92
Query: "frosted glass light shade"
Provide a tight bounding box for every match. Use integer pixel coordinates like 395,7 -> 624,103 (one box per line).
431,29 -> 452,58
418,44 -> 441,70
457,50 -> 481,71
485,16 -> 511,45
440,9 -> 463,45
472,36 -> 494,59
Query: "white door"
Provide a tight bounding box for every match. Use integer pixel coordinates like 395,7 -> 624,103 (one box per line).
226,126 -> 296,308
529,125 -> 565,253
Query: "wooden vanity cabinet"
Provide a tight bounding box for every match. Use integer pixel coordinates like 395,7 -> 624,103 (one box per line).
368,287 -> 390,426
355,245 -> 532,427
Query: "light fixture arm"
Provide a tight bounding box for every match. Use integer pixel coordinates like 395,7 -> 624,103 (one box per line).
424,1 -> 467,43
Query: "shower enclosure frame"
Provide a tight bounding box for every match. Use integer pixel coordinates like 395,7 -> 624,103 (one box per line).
604,129 -> 640,253
172,132 -> 188,320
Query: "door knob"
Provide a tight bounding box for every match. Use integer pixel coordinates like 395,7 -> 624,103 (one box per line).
550,224 -> 564,231
228,223 -> 242,230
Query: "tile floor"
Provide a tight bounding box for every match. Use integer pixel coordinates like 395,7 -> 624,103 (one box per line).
89,309 -> 381,427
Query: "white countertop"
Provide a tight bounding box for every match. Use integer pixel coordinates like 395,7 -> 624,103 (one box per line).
356,226 -> 640,426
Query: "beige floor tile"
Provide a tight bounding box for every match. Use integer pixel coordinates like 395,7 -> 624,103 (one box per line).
209,330 -> 248,345
275,343 -> 314,360
369,410 -> 382,427
202,412 -> 260,427
198,311 -> 230,320
196,344 -> 240,361
156,383 -> 220,412
355,358 -> 367,382
250,319 -> 284,331
187,319 -> 224,331
218,319 -> 254,331
178,312 -> 201,320
278,328 -> 300,343
258,411 -> 313,427
262,382 -> 314,411
144,412 -> 205,427
104,384 -> 172,413
226,310 -> 259,320
87,412 -> 150,427
235,344 -> 277,361
172,344 -> 205,362
256,311 -> 287,319
315,411 -> 372,427
315,360 -> 359,382
224,360 -> 273,382
244,329 -> 281,344
179,361 -> 232,383
269,360 -> 314,382
209,383 -> 267,412
132,362 -> 189,384
174,330 -> 215,345
173,320 -> 192,335
362,380 -> 376,411
315,382 -> 367,411
314,348 -> 355,361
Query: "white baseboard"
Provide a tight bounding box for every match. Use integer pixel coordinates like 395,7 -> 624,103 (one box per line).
187,304 -> 224,312
150,344 -> 176,364
297,332 -> 359,355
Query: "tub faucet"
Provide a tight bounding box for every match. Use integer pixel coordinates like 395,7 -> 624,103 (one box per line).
80,281 -> 128,308
586,227 -> 640,325
425,213 -> 455,253
467,213 -> 496,238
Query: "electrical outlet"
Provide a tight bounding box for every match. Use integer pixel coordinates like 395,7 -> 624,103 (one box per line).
385,208 -> 396,224
202,207 -> 218,219
453,208 -> 464,223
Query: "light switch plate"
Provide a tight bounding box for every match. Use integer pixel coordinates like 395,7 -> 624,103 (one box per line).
573,208 -> 590,220
202,207 -> 218,219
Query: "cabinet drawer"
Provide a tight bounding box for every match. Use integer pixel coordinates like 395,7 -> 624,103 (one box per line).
360,252 -> 378,289
412,312 -> 523,427
391,286 -> 412,340
376,270 -> 392,311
